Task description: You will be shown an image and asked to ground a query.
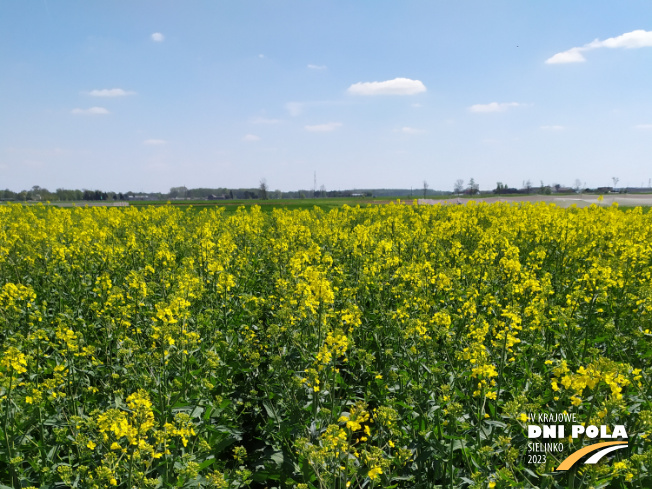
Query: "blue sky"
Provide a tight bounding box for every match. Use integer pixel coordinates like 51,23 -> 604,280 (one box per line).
1,1 -> 652,193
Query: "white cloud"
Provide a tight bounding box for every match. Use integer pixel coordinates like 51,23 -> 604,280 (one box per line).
251,116 -> 282,124
305,122 -> 342,132
399,127 -> 425,134
151,32 -> 164,42
588,29 -> 652,49
347,77 -> 426,96
71,107 -> 110,115
143,139 -> 167,145
634,124 -> 652,129
258,54 -> 265,58
541,125 -> 565,131
546,48 -> 586,64
286,102 -> 303,117
308,64 -> 327,70
469,102 -> 522,113
89,88 -> 136,97
242,134 -> 261,141
546,29 -> 652,64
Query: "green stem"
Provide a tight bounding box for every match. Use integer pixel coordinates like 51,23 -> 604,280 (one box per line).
448,426 -> 455,489
127,446 -> 135,489
38,406 -> 46,479
3,371 -> 16,486
492,322 -> 510,443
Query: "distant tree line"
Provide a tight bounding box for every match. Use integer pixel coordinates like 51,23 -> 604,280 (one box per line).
0,186 -> 134,202
1,182 -> 407,202
0,187 -> 167,202
0,185 -> 380,202
2,179 -> 647,203
450,178 -> 647,196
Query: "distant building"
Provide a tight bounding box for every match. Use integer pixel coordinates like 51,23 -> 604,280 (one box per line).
128,194 -> 157,201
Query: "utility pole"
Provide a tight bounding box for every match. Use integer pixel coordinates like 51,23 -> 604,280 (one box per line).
314,171 -> 317,197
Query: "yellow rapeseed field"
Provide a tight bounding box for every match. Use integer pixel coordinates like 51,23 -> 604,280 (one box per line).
0,201 -> 650,488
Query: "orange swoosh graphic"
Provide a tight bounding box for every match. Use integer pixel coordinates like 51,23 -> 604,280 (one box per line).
556,441 -> 628,471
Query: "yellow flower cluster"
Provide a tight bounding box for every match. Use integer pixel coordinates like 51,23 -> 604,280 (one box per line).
0,346 -> 28,375
551,357 -> 633,407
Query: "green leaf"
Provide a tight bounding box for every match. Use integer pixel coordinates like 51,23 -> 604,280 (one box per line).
198,457 -> 215,471
263,401 -> 281,423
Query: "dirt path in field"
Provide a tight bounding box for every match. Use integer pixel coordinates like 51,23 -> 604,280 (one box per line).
419,194 -> 652,208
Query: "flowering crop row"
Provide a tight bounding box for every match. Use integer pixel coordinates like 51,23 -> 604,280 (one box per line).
0,201 -> 651,488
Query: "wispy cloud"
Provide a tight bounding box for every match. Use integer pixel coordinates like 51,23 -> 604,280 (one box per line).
286,102 -> 303,117
143,139 -> 167,145
285,100 -> 348,117
89,88 -> 136,97
305,122 -> 342,132
541,125 -> 565,131
469,102 -> 523,113
399,127 -> 425,134
242,134 -> 261,141
5,146 -> 84,157
71,107 -> 109,115
151,32 -> 164,42
347,77 -> 426,96
308,64 -> 327,70
546,48 -> 586,64
251,116 -> 282,124
634,124 -> 652,130
546,29 -> 652,64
